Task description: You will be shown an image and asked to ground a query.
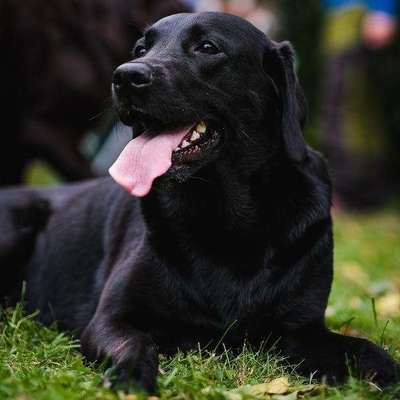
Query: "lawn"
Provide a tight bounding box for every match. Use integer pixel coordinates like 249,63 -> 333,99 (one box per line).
1,209 -> 399,400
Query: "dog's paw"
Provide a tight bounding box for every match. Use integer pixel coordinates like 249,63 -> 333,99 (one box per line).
357,343 -> 399,387
107,343 -> 159,393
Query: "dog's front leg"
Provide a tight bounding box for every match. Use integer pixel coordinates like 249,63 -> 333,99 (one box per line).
81,315 -> 159,391
280,322 -> 399,387
79,250 -> 162,390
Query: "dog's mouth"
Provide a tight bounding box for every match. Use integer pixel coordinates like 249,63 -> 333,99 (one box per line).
109,120 -> 222,197
172,121 -> 221,164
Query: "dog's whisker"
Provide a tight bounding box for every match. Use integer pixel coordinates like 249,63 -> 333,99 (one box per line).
89,108 -> 109,122
187,175 -> 214,185
239,128 -> 255,145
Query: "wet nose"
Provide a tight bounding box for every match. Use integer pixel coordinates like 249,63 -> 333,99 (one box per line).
113,63 -> 153,90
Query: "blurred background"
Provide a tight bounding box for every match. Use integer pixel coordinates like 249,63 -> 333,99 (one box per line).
1,0 -> 400,210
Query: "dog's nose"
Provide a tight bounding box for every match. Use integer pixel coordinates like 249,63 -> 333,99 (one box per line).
113,63 -> 153,90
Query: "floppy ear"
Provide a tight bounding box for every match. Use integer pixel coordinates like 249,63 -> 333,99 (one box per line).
264,41 -> 308,162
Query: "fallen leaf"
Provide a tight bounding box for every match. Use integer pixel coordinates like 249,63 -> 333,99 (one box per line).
271,383 -> 325,399
248,377 -> 290,396
339,324 -> 365,338
124,395 -> 137,400
272,392 -> 298,400
201,387 -> 243,400
213,380 -> 325,400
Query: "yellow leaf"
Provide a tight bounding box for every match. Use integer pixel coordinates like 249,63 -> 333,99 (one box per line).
249,377 -> 290,396
202,387 -> 243,400
339,325 -> 365,338
272,392 -> 298,400
124,396 -> 137,400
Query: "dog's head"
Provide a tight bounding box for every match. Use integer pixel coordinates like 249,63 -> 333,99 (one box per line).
110,12 -> 307,197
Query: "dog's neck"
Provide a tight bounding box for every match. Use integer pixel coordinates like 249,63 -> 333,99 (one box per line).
140,157 -> 281,268
145,163 -> 264,228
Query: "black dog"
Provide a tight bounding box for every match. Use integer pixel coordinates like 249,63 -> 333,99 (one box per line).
0,12 -> 398,391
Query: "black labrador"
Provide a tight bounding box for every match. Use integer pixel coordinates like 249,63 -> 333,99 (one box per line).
0,12 -> 398,391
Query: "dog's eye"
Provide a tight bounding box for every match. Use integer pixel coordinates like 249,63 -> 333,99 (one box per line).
195,41 -> 220,55
134,45 -> 147,58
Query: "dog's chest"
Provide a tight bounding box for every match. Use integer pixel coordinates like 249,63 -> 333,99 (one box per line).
160,258 -> 275,343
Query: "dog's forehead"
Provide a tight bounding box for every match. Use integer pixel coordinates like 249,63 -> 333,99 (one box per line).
149,12 -> 272,49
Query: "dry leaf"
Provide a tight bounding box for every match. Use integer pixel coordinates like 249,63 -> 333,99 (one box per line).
124,395 -> 138,400
201,387 -> 243,400
248,377 -> 290,396
272,392 -> 298,400
340,324 -> 365,338
214,380 -> 323,400
272,384 -> 324,399
296,384 -> 325,396
377,292 -> 400,317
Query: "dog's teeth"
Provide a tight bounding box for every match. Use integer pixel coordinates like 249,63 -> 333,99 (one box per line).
181,140 -> 190,148
191,131 -> 200,141
196,122 -> 207,133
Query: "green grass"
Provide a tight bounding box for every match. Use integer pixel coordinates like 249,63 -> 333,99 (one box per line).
1,210 -> 399,400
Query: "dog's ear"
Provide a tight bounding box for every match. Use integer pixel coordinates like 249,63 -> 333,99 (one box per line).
264,41 -> 307,162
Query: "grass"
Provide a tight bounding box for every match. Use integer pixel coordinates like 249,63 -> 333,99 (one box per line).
1,209 -> 400,400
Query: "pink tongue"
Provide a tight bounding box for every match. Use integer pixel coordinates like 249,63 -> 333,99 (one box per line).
109,127 -> 192,197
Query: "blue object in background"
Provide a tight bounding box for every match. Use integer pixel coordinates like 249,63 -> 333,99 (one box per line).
182,0 -> 198,11
322,0 -> 397,15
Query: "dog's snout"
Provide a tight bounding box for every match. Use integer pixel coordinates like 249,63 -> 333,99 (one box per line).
113,63 -> 153,90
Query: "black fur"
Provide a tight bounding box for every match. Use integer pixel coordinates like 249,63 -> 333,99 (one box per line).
0,12 -> 398,391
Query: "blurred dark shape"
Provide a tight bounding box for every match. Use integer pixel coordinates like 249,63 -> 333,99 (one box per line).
369,35 -> 400,185
280,0 -> 324,115
318,3 -> 398,209
280,1 -> 400,209
0,0 -> 189,186
319,45 -> 392,208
